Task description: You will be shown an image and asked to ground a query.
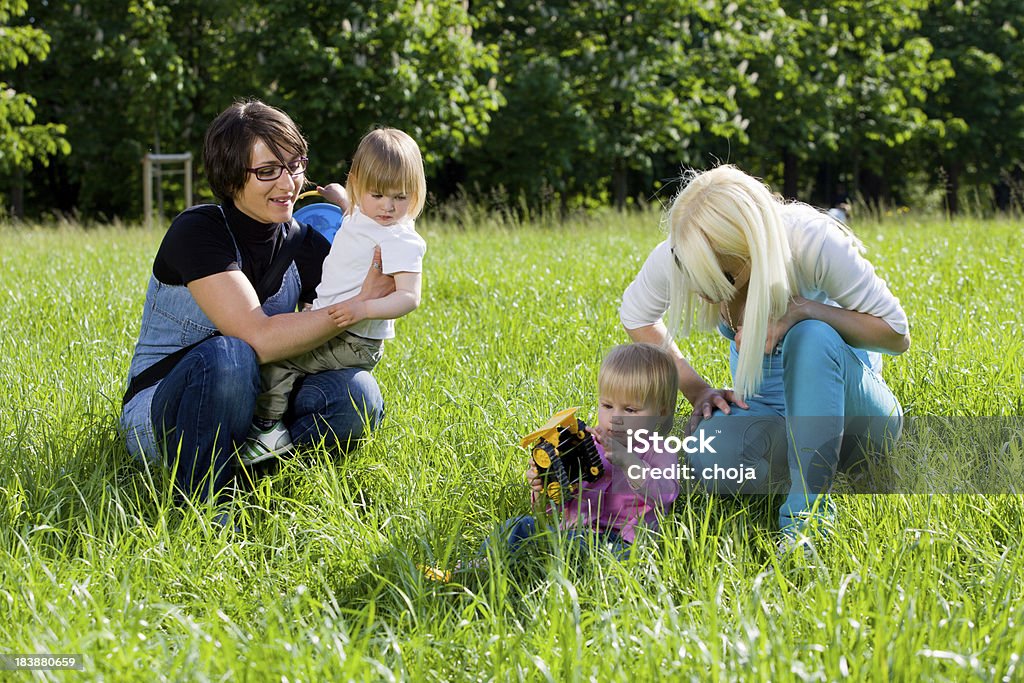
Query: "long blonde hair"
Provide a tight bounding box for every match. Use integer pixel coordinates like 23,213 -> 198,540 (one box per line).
665,165 -> 795,399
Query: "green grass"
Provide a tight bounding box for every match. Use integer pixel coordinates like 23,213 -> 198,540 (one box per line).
1,211 -> 1022,681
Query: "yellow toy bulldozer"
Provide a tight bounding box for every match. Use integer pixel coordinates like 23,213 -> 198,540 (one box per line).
521,407 -> 604,504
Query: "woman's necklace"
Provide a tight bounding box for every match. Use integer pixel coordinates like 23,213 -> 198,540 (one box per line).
722,301 -> 739,331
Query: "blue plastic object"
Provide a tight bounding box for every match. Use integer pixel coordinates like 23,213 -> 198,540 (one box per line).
294,202 -> 343,244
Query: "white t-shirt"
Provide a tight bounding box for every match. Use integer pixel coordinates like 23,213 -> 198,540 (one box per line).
313,208 -> 426,340
619,202 -> 908,339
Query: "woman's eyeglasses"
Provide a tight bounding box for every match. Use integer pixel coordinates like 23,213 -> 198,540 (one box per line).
246,156 -> 309,182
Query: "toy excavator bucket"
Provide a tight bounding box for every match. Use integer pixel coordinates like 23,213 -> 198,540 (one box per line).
520,407 -> 581,448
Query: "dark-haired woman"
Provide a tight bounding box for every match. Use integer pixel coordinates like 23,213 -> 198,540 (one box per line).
121,100 -> 390,507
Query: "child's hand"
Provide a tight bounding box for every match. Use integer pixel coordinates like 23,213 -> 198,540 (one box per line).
524,459 -> 544,495
587,425 -> 632,469
318,183 -> 349,211
587,424 -> 623,457
328,300 -> 367,328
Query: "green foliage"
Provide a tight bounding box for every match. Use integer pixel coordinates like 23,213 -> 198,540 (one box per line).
470,0 -> 773,208
918,0 -> 1024,211
234,0 -> 502,179
5,0 -> 1024,217
11,0 -> 500,217
738,0 -> 951,200
0,0 -> 69,179
10,0 -> 247,217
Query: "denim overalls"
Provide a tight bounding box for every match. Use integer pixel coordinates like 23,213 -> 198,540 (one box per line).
120,206 -> 300,462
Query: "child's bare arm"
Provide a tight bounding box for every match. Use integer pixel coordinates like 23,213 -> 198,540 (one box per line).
317,183 -> 350,212
525,458 -> 545,506
328,271 -> 421,327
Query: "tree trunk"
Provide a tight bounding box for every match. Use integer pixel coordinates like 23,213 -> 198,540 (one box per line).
612,158 -> 628,210
859,168 -> 886,208
11,168 -> 25,220
782,149 -> 799,199
944,161 -> 961,215
993,180 -> 1010,212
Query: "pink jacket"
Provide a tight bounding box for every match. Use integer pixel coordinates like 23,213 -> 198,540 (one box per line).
538,442 -> 679,543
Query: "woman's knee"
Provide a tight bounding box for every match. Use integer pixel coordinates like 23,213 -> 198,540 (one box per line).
196,336 -> 260,402
289,368 -> 384,448
782,319 -> 844,358
344,369 -> 385,427
687,412 -> 786,494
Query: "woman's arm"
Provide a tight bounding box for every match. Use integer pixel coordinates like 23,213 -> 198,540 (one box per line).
188,249 -> 394,363
626,322 -> 748,433
327,271 -> 421,328
790,209 -> 911,354
751,296 -> 911,355
621,239 -> 747,428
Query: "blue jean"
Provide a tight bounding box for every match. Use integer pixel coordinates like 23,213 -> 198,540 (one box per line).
149,336 -> 384,504
493,515 -> 631,560
690,320 -> 902,535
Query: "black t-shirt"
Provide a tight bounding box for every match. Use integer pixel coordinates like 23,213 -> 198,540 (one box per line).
153,199 -> 331,305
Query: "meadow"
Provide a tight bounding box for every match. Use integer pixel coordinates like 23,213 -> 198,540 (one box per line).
0,209 -> 1022,681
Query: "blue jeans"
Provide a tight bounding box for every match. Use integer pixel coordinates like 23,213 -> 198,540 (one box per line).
494,515 -> 631,560
690,320 -> 902,536
149,336 -> 384,504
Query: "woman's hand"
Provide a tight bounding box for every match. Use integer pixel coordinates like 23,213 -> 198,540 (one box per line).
357,246 -> 396,301
735,295 -> 810,354
317,183 -> 349,212
686,386 -> 748,436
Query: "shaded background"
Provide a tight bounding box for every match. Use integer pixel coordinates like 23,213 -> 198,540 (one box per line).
3,0 -> 1023,221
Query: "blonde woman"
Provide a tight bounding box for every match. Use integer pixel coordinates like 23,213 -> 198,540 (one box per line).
619,165 -> 909,544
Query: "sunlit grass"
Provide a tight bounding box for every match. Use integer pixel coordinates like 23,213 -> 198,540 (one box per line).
0,212 -> 1022,680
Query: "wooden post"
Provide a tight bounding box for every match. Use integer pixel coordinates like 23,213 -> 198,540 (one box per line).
184,154 -> 193,208
142,152 -> 193,229
143,155 -> 153,229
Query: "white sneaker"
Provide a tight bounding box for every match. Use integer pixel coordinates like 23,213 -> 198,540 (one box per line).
776,533 -> 817,563
238,420 -> 294,465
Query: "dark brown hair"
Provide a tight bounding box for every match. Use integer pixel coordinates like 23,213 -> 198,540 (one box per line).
202,99 -> 308,201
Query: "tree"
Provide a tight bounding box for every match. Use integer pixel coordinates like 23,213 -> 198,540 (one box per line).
471,0 -> 775,210
919,0 -> 1024,213
234,0 -> 502,184
0,0 -> 69,218
820,1 -> 951,206
738,0 -> 950,205
17,0 -> 248,219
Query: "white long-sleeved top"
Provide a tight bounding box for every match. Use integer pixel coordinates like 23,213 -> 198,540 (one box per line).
619,202 -> 908,342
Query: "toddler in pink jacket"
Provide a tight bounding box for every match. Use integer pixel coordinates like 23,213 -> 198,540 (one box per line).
511,343 -> 681,558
